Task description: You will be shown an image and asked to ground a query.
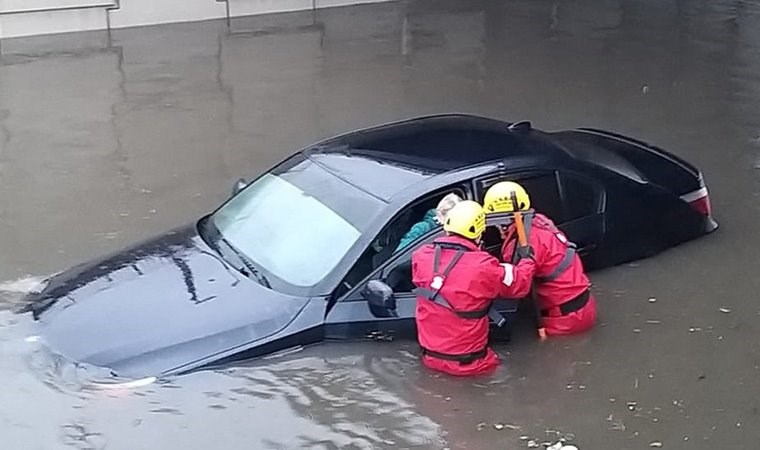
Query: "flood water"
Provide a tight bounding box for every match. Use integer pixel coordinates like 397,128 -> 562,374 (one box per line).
2,0 -> 760,448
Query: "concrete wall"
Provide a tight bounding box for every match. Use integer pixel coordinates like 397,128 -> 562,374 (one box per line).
0,0 -> 394,39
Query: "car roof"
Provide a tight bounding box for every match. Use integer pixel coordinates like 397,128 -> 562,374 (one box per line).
304,114 -> 571,201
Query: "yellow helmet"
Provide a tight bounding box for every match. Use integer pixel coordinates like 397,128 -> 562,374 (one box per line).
443,200 -> 486,240
483,181 -> 531,214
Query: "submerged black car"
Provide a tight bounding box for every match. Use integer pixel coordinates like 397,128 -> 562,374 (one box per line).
21,114 -> 718,379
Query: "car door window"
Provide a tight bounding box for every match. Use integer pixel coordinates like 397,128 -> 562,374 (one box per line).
558,171 -> 603,222
478,171 -> 604,226
516,172 -> 565,222
336,186 -> 467,298
476,171 -> 605,257
380,227 -> 444,294
479,171 -> 565,222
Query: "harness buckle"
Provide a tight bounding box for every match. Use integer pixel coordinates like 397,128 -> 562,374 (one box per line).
431,276 -> 444,290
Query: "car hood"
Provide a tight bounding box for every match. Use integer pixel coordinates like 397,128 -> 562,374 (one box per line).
25,223 -> 310,378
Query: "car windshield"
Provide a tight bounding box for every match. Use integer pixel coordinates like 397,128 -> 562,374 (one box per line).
209,156 -> 383,289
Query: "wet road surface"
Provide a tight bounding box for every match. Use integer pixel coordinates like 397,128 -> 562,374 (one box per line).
2,0 -> 760,448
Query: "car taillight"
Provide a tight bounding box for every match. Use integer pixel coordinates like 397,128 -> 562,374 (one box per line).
690,195 -> 712,216
680,187 -> 712,216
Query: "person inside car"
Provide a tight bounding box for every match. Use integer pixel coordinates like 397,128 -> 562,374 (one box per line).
395,193 -> 462,253
483,181 -> 597,337
411,200 -> 536,376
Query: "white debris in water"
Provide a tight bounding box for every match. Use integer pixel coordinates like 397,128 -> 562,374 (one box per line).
495,423 -> 520,430
649,442 -> 663,448
92,376 -> 157,390
642,85 -> 650,94
493,423 -> 505,430
648,297 -> 657,303
607,414 -> 626,431
548,442 -> 578,450
527,439 -> 539,448
719,307 -> 731,313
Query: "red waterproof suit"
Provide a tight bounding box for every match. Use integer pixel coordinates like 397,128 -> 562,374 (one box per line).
412,235 -> 534,376
501,212 -> 597,336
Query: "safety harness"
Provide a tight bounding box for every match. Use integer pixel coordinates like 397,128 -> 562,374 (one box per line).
509,212 -> 577,282
508,212 -> 588,317
414,242 -> 507,325
413,241 -> 507,365
420,347 -> 488,365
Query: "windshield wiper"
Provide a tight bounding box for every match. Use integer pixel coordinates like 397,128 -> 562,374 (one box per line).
218,236 -> 271,289
244,261 -> 272,289
200,218 -> 271,289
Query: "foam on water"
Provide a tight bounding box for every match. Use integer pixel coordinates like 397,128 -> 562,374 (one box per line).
0,274 -> 49,312
0,274 -> 46,294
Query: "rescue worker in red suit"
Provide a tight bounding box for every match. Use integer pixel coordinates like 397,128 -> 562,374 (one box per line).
483,181 -> 598,337
411,200 -> 535,377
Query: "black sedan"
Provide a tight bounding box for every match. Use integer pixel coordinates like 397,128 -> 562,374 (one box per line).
20,114 -> 718,380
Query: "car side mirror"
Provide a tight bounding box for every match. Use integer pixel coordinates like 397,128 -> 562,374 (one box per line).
232,178 -> 248,197
361,280 -> 398,318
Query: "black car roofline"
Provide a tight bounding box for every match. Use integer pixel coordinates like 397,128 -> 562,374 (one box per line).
316,113 -> 515,144
303,152 -> 390,203
386,162 -> 504,206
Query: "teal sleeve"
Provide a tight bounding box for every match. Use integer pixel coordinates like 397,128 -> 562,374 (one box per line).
395,221 -> 435,253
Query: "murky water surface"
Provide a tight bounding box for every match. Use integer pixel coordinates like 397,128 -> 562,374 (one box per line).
2,1 -> 760,448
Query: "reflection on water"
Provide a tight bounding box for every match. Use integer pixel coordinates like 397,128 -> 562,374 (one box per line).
219,351 -> 445,449
2,0 -> 760,448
